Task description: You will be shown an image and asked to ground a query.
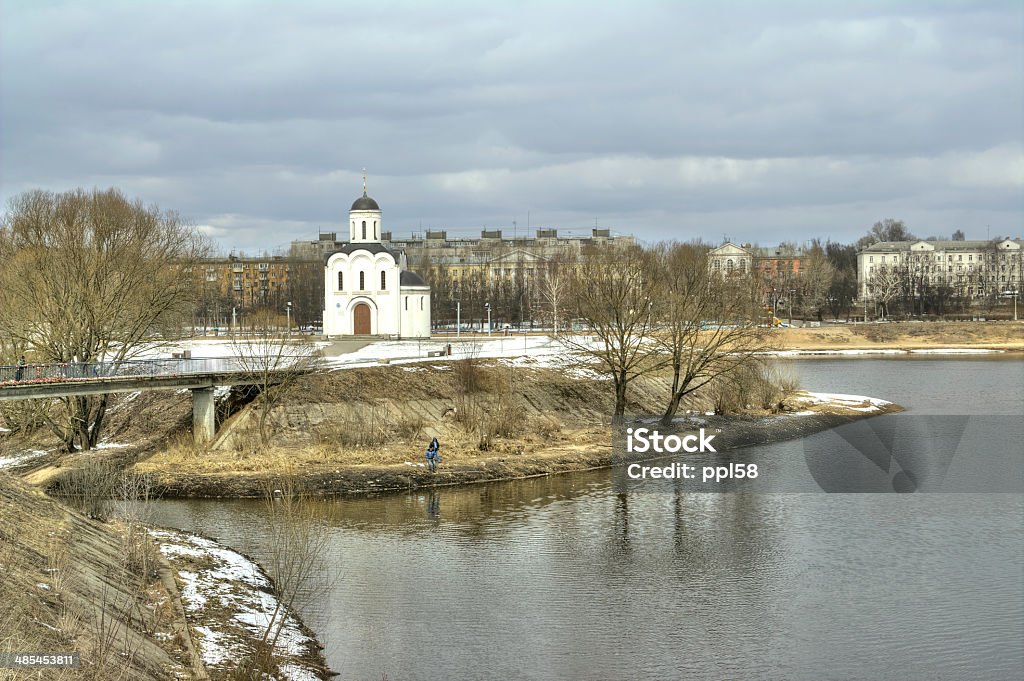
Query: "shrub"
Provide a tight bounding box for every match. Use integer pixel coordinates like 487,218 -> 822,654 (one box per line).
51,462 -> 119,520
532,414 -> 562,438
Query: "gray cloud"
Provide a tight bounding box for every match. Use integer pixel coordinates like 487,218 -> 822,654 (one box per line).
2,0 -> 1021,251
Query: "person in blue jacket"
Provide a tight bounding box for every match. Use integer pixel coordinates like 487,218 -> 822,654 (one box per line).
425,437 -> 441,472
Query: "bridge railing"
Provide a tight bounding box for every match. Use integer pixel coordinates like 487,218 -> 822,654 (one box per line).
0,357 -> 257,385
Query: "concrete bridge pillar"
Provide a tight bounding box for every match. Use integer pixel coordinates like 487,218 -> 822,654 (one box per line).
192,387 -> 216,443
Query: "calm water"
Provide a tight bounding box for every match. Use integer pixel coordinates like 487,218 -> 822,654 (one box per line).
150,358 -> 1024,680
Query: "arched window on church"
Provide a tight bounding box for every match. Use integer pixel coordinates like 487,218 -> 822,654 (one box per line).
337,272 -> 343,291
362,221 -> 366,240
380,271 -> 386,290
374,220 -> 377,239
404,296 -> 408,311
420,296 -> 424,311
359,271 -> 365,290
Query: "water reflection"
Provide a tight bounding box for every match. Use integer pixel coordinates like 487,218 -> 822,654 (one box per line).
147,358 -> 1024,680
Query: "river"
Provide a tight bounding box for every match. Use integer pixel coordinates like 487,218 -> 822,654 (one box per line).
149,357 -> 1024,680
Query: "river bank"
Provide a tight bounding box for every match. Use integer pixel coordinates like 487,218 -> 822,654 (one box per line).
142,408 -> 897,498
0,471 -> 331,679
0,472 -> 202,678
0,343 -> 916,500
771,320 -> 1024,351
130,354 -> 900,498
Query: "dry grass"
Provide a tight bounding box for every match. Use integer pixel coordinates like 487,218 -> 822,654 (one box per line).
135,357 -> 806,478
776,320 -> 1024,350
0,473 -> 190,679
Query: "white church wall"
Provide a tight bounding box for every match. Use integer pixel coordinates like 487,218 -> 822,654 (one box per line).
399,288 -> 431,338
324,250 -> 404,336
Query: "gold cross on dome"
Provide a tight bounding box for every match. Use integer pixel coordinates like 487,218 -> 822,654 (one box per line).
362,168 -> 367,194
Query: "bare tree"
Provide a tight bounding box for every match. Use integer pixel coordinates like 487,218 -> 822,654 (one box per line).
229,312 -> 322,445
867,264 -> 903,319
0,188 -> 209,451
857,218 -> 916,249
257,482 -> 330,662
539,256 -> 570,335
651,242 -> 772,426
797,241 -> 834,321
825,241 -> 858,320
562,245 -> 660,417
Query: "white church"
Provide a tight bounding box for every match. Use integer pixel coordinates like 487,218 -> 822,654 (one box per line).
323,182 -> 432,338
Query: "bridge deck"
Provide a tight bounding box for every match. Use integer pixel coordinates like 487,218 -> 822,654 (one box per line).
0,357 -> 303,401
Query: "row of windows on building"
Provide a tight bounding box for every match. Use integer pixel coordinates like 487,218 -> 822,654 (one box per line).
710,259 -> 802,274
872,262 -> 1015,278
712,259 -> 748,273
335,271 -> 425,310
337,271 -> 388,291
869,253 -> 1017,263
869,264 -> 1020,274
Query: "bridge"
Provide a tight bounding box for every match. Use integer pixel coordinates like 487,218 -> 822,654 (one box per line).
0,357 -> 311,442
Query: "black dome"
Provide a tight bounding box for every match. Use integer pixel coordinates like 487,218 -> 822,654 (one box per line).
351,192 -> 380,211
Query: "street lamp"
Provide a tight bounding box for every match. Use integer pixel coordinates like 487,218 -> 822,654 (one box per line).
286,301 -> 292,337
485,302 -> 492,336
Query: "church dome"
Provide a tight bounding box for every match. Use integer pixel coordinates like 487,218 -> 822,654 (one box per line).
351,192 -> 380,211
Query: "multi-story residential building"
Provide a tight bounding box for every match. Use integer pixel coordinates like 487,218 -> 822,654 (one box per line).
858,238 -> 1023,301
198,254 -> 291,310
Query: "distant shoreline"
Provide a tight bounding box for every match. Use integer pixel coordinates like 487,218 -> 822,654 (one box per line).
769,321 -> 1023,353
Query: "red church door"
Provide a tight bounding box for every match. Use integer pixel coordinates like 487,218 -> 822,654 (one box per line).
353,303 -> 371,335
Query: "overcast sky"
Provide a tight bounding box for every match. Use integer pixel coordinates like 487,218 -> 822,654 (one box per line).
2,0 -> 1021,253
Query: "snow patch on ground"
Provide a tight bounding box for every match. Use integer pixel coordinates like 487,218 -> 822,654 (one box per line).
150,529 -> 324,679
0,449 -> 49,470
792,391 -> 892,413
128,339 -> 332,361
767,349 -> 904,357
108,391 -> 143,414
278,663 -> 323,681
321,335 -> 565,369
94,442 -> 129,450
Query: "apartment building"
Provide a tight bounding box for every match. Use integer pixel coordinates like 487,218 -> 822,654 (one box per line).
293,226 -> 634,280
199,254 -> 291,309
857,238 -> 1023,300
